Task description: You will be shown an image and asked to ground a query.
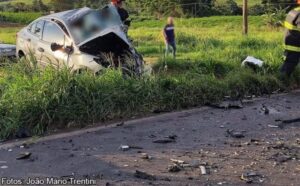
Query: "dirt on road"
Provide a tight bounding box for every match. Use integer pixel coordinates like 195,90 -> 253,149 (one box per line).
0,91 -> 299,186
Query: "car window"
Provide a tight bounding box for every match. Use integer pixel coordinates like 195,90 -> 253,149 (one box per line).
34,20 -> 44,38
29,23 -> 36,33
42,21 -> 65,45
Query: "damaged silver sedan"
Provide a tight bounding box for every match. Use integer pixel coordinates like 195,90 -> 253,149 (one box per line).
16,5 -> 144,75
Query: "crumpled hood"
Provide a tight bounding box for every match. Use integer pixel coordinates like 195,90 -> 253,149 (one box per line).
77,26 -> 130,48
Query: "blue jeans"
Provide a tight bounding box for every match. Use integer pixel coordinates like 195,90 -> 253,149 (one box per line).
165,41 -> 176,58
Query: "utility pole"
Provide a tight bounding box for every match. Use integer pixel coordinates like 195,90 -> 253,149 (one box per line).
243,0 -> 248,35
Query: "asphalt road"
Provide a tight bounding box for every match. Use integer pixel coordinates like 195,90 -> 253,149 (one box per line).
0,91 -> 300,186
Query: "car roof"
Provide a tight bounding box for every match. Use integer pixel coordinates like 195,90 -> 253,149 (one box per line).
42,7 -> 93,25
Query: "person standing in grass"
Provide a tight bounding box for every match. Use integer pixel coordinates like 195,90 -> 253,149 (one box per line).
163,17 -> 176,59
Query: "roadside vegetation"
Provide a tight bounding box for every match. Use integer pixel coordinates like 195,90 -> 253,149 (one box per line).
1,16 -> 299,140
0,12 -> 41,24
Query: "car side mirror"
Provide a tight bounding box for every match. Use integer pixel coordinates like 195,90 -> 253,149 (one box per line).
51,43 -> 63,52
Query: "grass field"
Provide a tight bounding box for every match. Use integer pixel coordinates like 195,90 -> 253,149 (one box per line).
0,0 -> 260,6
0,0 -> 51,5
0,12 -> 42,24
217,0 -> 261,7
0,15 -> 298,139
0,26 -> 22,43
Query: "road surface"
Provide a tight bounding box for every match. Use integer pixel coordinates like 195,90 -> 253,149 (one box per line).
0,91 -> 299,186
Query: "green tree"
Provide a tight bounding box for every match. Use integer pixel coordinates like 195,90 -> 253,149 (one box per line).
50,0 -> 74,11
262,0 -> 297,11
32,0 -> 48,12
128,0 -> 182,17
74,0 -> 109,9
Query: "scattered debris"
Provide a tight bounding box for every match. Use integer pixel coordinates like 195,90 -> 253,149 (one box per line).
119,145 -> 143,151
153,139 -> 175,144
170,159 -> 185,164
130,146 -> 143,150
16,152 -> 32,160
212,100 -> 243,109
282,117 -> 300,124
241,172 -> 265,184
134,170 -> 156,180
272,141 -> 287,149
167,135 -> 177,140
140,153 -> 151,160
152,135 -> 178,144
189,160 -> 201,168
0,165 -> 8,169
200,166 -> 207,175
268,124 -> 279,128
116,122 -> 125,127
119,145 -> 130,151
227,130 -> 245,138
148,134 -> 156,138
278,117 -> 300,128
242,56 -> 264,68
261,105 -> 270,115
272,153 -> 293,163
168,164 -> 182,173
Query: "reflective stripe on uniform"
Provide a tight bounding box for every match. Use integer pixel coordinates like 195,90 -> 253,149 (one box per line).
284,7 -> 300,31
284,21 -> 300,31
284,45 -> 300,52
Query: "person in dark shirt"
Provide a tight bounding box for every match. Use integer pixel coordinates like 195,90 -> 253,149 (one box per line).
111,0 -> 130,26
163,17 -> 176,59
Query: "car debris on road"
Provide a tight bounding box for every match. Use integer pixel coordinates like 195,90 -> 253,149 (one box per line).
226,129 -> 245,138
16,152 -> 32,160
119,145 -> 143,151
241,171 -> 265,184
134,170 -> 156,180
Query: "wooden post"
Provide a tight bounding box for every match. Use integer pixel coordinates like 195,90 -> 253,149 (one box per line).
243,0 -> 248,35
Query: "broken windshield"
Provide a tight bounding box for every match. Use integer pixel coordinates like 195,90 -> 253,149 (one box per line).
70,6 -> 122,44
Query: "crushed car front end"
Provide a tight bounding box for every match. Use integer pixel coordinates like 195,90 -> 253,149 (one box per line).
67,5 -> 144,75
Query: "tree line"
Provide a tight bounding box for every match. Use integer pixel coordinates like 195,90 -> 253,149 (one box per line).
0,0 -> 298,17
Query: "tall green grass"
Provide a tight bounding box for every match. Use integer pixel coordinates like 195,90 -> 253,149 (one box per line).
0,16 -> 299,139
0,58 -> 288,140
0,0 -> 51,5
0,27 -> 21,44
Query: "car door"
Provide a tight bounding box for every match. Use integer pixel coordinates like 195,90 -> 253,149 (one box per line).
22,21 -> 38,57
38,21 -> 70,69
28,20 -> 45,65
